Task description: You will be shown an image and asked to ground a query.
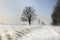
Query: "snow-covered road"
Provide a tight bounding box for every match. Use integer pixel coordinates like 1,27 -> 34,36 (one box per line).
18,25 -> 60,40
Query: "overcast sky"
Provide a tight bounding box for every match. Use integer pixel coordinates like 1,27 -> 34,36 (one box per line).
0,0 -> 56,24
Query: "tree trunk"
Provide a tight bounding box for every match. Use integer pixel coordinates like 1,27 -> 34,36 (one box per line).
29,18 -> 31,25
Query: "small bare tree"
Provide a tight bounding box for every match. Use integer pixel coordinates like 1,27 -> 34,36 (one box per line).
38,19 -> 40,25
21,6 -> 36,25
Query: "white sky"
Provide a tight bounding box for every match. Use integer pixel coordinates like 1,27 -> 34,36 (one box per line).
0,0 -> 56,24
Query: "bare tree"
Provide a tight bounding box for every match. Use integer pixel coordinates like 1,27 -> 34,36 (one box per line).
21,6 -> 36,25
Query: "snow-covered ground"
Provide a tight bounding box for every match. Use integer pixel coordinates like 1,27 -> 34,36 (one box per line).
50,25 -> 60,34
0,24 -> 60,40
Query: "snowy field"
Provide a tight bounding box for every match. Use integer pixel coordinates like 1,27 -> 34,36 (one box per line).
0,24 -> 60,40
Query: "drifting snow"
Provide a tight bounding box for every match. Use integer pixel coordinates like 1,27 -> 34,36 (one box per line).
0,25 -> 60,40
